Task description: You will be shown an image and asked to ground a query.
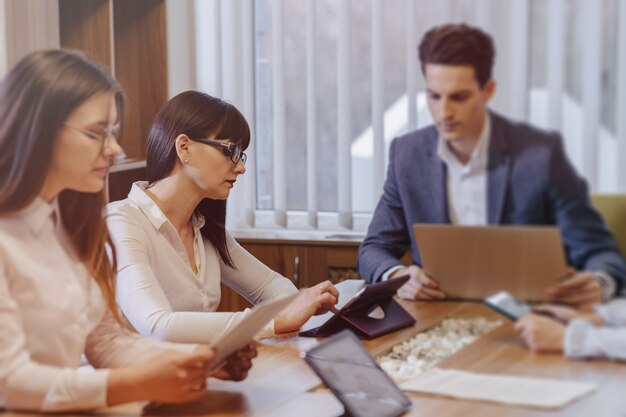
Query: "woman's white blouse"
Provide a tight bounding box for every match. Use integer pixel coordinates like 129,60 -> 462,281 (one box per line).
106,182 -> 298,344
0,198 -> 172,411
565,300 -> 626,360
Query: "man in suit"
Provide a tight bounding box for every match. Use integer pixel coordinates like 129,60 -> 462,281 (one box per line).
357,23 -> 626,305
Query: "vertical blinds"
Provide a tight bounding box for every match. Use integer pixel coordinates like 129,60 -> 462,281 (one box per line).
178,0 -> 625,231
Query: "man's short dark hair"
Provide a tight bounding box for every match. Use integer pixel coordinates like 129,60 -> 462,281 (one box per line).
418,23 -> 495,87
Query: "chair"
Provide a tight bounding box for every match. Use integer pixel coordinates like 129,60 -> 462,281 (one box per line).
590,194 -> 626,256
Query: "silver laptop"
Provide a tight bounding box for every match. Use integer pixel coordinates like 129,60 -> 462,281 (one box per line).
412,224 -> 570,301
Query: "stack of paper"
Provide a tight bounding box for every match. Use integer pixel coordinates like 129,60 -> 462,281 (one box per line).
400,368 -> 596,409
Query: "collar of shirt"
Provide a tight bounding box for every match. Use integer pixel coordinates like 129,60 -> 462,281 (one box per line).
436,112 -> 491,174
17,196 -> 60,236
128,181 -> 205,233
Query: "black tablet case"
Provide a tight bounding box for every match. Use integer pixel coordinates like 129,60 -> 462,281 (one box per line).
299,275 -> 416,339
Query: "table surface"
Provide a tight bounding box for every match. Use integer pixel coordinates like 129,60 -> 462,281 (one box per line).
2,300 -> 625,417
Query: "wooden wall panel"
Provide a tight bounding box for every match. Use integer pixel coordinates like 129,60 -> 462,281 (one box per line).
112,0 -> 167,160
59,0 -> 111,68
107,167 -> 146,202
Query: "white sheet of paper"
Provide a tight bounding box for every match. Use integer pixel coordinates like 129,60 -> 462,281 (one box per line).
300,279 -> 366,332
208,293 -> 297,371
400,368 -> 596,409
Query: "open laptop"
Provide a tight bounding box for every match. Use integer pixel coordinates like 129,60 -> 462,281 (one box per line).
412,224 -> 570,301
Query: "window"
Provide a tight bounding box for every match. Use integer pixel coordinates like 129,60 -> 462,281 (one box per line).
170,0 -> 626,231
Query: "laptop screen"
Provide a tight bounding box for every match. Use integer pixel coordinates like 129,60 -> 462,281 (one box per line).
413,224 -> 569,301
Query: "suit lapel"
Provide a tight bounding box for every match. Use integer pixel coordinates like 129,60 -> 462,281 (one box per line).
487,113 -> 511,224
425,135 -> 450,223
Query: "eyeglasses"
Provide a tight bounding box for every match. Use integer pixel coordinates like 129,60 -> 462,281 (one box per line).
64,122 -> 121,151
192,138 -> 247,166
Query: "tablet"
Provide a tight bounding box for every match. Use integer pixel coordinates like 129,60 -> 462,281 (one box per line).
302,329 -> 412,417
208,293 -> 297,371
299,275 -> 411,337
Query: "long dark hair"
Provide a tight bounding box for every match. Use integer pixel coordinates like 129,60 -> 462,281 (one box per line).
0,49 -> 125,324
146,90 -> 250,267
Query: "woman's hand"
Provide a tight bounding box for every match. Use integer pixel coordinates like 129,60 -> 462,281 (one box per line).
514,314 -> 566,353
211,342 -> 258,381
107,348 -> 216,405
274,280 -> 339,334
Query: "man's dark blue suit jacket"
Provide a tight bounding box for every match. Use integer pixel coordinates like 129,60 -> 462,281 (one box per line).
358,112 -> 626,294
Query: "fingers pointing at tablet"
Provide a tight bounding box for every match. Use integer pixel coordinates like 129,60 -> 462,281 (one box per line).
274,280 -> 339,333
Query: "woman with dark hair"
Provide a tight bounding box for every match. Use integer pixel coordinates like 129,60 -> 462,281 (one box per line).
106,90 -> 338,344
0,50 -> 255,412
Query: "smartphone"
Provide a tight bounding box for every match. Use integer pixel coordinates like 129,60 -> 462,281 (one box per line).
484,291 -> 532,321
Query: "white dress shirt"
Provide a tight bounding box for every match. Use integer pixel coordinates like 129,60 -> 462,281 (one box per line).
565,299 -> 626,360
106,182 -> 298,345
382,115 -> 491,281
436,113 -> 491,226
0,198 -> 176,412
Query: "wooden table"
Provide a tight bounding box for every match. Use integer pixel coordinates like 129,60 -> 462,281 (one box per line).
3,300 -> 625,417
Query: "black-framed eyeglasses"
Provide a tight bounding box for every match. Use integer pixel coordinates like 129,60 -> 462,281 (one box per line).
64,122 -> 121,151
192,138 -> 247,166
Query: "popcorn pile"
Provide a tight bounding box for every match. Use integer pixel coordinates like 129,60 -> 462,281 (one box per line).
378,317 -> 502,383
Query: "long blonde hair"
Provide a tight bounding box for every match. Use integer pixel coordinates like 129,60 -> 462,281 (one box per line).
0,50 -> 125,324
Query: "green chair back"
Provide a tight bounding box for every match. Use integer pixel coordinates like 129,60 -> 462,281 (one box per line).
590,194 -> 626,257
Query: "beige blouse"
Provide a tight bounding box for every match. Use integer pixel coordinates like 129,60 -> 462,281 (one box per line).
106,182 -> 298,345
0,198 -> 177,411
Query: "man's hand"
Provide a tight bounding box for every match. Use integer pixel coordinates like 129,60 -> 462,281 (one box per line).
515,313 -> 565,353
545,270 -> 603,307
392,265 -> 445,300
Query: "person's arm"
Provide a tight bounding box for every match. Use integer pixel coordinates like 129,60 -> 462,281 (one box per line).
108,209 -> 260,344
564,319 -> 626,361
219,232 -> 298,304
515,314 -> 566,353
220,233 -> 338,334
545,133 -> 626,303
389,265 -> 445,300
532,304 -> 604,325
0,260 -> 110,411
516,313 -> 626,361
595,299 -> 626,326
85,312 -> 256,393
84,309 -> 195,367
105,349 -> 214,406
357,139 -> 412,283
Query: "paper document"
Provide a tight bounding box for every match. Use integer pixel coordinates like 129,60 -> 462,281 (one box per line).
208,293 -> 297,371
400,368 -> 596,409
300,279 -> 366,332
